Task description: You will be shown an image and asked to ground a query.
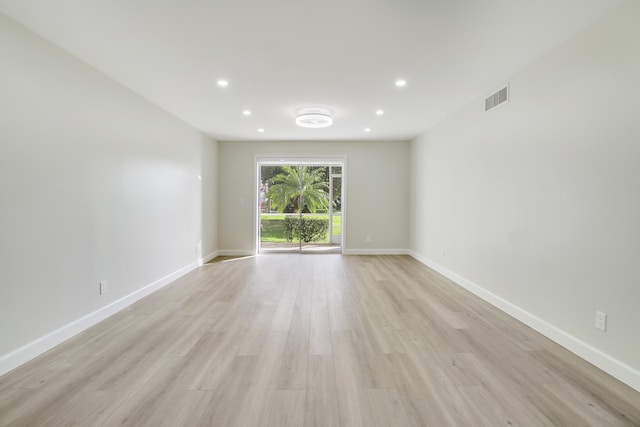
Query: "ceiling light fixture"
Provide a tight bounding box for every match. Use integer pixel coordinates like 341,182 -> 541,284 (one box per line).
376,109 -> 384,116
295,108 -> 333,128
217,79 -> 229,87
395,79 -> 407,87
242,110 -> 251,116
364,128 -> 371,132
258,128 -> 265,133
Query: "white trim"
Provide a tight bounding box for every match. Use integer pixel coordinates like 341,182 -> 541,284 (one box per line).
255,156 -> 347,255
0,259 -> 202,377
218,249 -> 256,257
407,250 -> 640,393
255,157 -> 261,254
339,159 -> 347,252
343,248 -> 410,255
256,155 -> 346,166
199,250 -> 220,265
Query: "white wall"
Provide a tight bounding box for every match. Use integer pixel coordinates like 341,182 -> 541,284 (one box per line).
200,138 -> 219,259
410,1 -> 640,388
218,140 -> 410,254
0,13 -> 218,372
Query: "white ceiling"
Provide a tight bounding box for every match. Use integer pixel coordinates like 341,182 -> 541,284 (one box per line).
0,0 -> 623,141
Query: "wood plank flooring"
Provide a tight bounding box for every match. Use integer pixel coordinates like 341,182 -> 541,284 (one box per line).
1,254 -> 639,426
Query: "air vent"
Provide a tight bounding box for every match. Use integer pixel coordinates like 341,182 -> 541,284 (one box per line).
485,85 -> 509,111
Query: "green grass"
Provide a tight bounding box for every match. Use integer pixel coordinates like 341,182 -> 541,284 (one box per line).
332,215 -> 341,235
260,214 -> 341,243
260,217 -> 289,242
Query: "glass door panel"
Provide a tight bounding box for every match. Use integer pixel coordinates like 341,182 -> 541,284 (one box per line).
259,164 -> 299,253
299,166 -> 330,252
258,161 -> 342,254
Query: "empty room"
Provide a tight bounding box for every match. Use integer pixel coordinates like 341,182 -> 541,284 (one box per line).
1,0 -> 639,426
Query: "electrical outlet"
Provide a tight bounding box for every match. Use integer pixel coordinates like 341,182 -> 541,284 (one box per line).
99,281 -> 107,295
595,311 -> 607,331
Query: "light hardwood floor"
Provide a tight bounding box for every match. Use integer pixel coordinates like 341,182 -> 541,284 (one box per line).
1,255 -> 639,426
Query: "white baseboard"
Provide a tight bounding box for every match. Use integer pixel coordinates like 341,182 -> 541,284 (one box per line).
0,258 -> 204,377
407,250 -> 640,393
218,249 -> 256,257
220,248 -> 409,257
199,250 -> 220,265
343,248 -> 410,255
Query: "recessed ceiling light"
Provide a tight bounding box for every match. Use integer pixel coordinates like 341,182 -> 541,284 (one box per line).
217,79 -> 229,87
242,110 -> 251,116
376,110 -> 384,116
258,128 -> 265,133
364,128 -> 371,132
395,79 -> 407,87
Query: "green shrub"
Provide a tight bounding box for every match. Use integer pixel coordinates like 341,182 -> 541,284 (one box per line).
282,216 -> 296,242
283,217 -> 329,243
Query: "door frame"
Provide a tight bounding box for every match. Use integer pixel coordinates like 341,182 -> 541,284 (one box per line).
255,156 -> 346,254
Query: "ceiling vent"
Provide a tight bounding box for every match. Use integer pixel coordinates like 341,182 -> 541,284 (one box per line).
485,84 -> 509,111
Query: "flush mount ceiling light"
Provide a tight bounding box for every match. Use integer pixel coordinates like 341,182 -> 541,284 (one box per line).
295,108 -> 333,128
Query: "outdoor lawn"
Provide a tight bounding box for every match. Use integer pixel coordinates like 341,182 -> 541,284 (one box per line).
260,214 -> 341,243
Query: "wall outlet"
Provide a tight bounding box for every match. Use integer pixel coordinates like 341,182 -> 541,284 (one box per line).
99,281 -> 107,295
595,311 -> 607,331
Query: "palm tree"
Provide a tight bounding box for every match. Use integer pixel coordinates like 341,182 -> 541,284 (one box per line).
266,166 -> 329,213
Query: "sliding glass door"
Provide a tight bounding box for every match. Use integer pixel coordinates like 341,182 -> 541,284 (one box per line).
258,159 -> 343,253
